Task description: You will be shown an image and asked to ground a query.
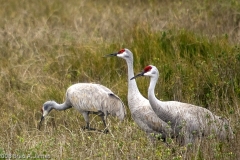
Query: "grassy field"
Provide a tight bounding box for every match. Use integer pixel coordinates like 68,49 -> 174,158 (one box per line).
0,0 -> 240,159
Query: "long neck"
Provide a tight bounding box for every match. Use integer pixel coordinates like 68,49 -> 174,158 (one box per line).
148,75 -> 166,117
148,75 -> 175,123
53,101 -> 71,111
126,59 -> 143,98
148,75 -> 158,104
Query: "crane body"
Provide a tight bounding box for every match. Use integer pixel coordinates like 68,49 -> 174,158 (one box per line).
39,83 -> 126,132
131,65 -> 234,145
105,49 -> 172,141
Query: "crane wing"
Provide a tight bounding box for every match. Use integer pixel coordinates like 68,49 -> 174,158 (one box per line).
67,83 -> 126,120
96,84 -> 126,120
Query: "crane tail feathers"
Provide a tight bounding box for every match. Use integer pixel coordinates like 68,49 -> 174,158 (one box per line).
107,93 -> 126,121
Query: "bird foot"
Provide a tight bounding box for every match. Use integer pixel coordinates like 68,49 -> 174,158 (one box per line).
82,126 -> 96,131
82,126 -> 109,133
102,129 -> 109,134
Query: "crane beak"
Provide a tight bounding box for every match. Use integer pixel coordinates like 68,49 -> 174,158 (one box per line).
38,116 -> 44,130
103,53 -> 118,57
130,72 -> 144,80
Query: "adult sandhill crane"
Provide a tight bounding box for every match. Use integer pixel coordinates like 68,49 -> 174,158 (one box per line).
39,83 -> 126,132
105,49 -> 172,141
131,65 -> 234,145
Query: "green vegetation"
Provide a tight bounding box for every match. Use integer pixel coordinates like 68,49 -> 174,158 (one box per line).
0,0 -> 240,159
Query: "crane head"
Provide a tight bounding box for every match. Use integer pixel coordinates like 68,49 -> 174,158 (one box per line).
38,101 -> 54,130
104,48 -> 133,60
131,65 -> 158,80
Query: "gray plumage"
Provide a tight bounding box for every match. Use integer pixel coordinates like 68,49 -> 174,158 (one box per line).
105,49 -> 172,141
39,83 -> 126,131
131,65 -> 234,145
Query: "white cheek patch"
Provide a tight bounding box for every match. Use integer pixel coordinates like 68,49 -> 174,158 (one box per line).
117,53 -> 124,58
117,51 -> 129,58
144,72 -> 151,76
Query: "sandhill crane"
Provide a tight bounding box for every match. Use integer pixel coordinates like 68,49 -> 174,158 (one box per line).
39,83 -> 126,132
131,65 -> 234,145
105,49 -> 172,141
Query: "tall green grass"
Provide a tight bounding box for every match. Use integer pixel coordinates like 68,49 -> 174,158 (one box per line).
0,0 -> 240,159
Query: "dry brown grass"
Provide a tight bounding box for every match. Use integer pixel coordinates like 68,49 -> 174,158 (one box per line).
0,0 -> 240,159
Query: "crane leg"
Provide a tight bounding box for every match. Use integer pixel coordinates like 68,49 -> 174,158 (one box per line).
100,115 -> 107,127
82,112 -> 95,131
100,113 -> 109,134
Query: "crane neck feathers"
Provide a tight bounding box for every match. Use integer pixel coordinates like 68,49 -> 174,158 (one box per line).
44,100 -> 71,111
124,51 -> 147,105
